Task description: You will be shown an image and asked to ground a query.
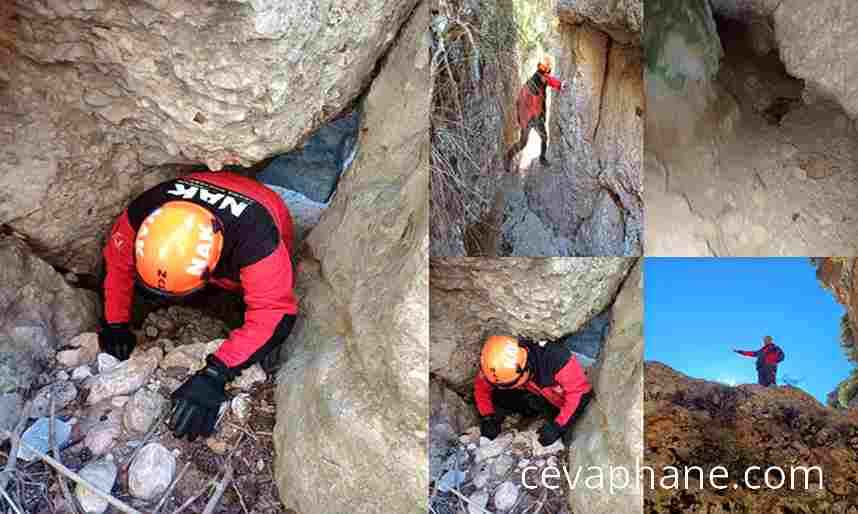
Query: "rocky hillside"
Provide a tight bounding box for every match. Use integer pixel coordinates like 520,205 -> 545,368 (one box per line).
646,362 -> 858,513
430,258 -> 642,513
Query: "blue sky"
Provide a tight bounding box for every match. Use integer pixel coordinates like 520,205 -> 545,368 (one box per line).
644,258 -> 849,404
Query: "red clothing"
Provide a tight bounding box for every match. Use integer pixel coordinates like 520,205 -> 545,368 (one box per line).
103,171 -> 298,369
474,352 -> 591,427
517,72 -> 562,128
737,342 -> 782,365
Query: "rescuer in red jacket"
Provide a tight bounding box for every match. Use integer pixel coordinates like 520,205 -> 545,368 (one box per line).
474,335 -> 592,446
733,335 -> 785,387
505,55 -> 567,171
100,171 -> 298,441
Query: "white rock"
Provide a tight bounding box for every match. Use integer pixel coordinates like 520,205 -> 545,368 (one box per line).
468,490 -> 490,514
123,389 -> 166,434
547,456 -> 558,467
161,340 -> 223,371
71,365 -> 93,381
85,421 -> 121,456
111,396 -> 130,408
31,382 -> 78,418
533,438 -> 564,457
75,456 -> 117,514
56,370 -> 70,381
128,443 -> 176,500
86,348 -> 162,405
475,433 -> 514,462
97,353 -> 120,373
230,364 -> 266,391
56,334 -> 100,368
492,454 -> 515,477
494,481 -> 520,511
231,394 -> 252,420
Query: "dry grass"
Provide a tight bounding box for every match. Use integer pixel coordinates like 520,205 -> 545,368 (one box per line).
430,0 -> 523,256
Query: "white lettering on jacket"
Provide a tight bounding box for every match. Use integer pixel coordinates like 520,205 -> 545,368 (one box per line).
167,182 -> 249,217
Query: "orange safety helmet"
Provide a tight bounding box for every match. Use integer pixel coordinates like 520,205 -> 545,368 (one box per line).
134,201 -> 224,297
480,336 -> 530,389
537,55 -> 553,75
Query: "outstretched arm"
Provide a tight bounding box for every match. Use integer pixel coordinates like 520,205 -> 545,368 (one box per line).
544,74 -> 563,91
103,211 -> 137,324
733,348 -> 759,357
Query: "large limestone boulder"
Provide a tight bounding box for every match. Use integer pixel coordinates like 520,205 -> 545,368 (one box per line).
0,238 -> 99,393
272,3 -> 429,513
0,0 -> 418,271
430,257 -> 633,393
567,260 -> 643,514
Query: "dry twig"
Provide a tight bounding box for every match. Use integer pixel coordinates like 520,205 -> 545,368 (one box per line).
0,401 -> 32,495
0,429 -> 143,514
153,461 -> 191,514
49,390 -> 80,513
201,463 -> 233,514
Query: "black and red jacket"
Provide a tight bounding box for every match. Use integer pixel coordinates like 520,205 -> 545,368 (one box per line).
517,71 -> 562,128
736,342 -> 784,369
103,171 -> 298,370
474,340 -> 592,427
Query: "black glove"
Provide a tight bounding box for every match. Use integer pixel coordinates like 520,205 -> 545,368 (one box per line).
481,414 -> 502,440
169,355 -> 235,442
538,420 -> 565,446
98,323 -> 136,361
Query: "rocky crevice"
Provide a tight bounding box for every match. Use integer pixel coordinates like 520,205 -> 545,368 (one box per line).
429,258 -> 642,513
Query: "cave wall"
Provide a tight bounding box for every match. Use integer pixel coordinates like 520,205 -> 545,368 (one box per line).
0,0 -> 418,272
524,0 -> 643,256
568,259 -> 642,514
271,2 -> 429,512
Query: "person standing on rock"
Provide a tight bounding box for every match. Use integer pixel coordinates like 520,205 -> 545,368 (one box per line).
99,171 -> 298,441
733,335 -> 785,387
474,335 -> 592,447
505,55 -> 568,171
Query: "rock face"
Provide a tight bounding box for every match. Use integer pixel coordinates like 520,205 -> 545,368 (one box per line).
525,5 -> 643,256
646,362 -> 858,512
430,257 -> 633,392
645,0 -> 858,256
272,3 -> 429,514
709,0 -> 858,119
0,238 -> 99,393
0,0 -> 419,271
566,260 -> 642,514
816,258 -> 858,408
557,0 -> 642,43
